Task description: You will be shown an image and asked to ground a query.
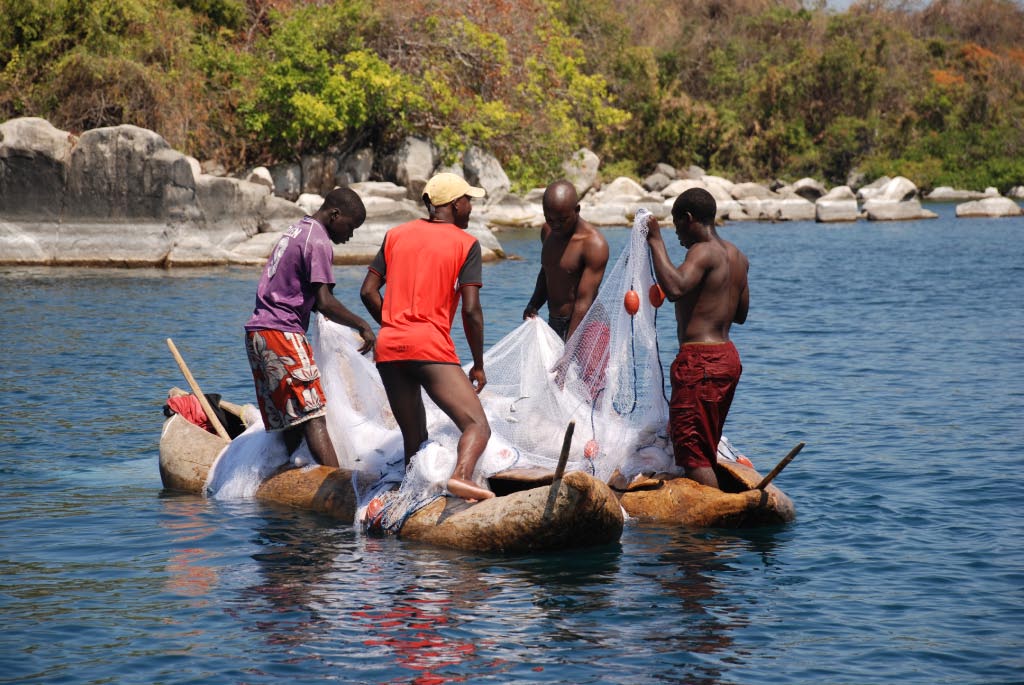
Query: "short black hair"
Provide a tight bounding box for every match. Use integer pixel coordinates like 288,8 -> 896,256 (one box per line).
321,187 -> 366,225
672,188 -> 717,225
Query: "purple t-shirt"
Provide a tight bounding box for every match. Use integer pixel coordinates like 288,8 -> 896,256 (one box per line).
244,217 -> 335,333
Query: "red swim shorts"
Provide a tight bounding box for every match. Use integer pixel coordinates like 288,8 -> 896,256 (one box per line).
668,341 -> 742,471
245,329 -> 327,431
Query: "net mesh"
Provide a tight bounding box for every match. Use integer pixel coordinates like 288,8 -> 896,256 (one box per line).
206,209 -> 745,523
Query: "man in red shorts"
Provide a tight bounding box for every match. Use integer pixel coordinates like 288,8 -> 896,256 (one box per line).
360,172 -> 494,502
244,187 -> 376,468
646,188 -> 749,489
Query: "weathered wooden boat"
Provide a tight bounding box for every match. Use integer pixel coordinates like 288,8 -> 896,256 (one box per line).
158,406 -> 624,554
613,456 -> 797,528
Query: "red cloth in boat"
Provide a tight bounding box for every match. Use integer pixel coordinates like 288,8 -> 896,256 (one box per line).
165,395 -> 213,433
669,341 -> 742,471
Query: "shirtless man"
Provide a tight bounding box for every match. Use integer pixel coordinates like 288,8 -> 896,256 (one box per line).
360,173 -> 494,502
646,188 -> 749,489
523,180 -> 609,341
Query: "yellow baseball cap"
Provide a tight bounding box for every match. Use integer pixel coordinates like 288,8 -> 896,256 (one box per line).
423,172 -> 485,206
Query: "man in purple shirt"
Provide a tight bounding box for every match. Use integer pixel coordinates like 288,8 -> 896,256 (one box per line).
244,187 -> 375,468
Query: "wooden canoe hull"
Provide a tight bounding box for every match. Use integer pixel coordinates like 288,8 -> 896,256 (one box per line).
158,414 -> 623,552
616,460 -> 796,528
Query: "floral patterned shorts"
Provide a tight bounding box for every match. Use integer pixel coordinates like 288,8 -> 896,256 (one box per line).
245,329 -> 327,431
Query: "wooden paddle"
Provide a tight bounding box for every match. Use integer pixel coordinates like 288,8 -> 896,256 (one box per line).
544,421 -> 576,517
166,338 -> 231,441
755,441 -> 805,490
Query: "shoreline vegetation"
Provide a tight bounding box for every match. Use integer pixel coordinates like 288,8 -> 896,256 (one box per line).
2,0 -> 1022,192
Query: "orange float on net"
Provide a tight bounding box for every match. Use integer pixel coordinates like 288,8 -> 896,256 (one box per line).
624,290 -> 640,315
584,439 -> 599,459
737,455 -> 754,468
649,283 -> 665,308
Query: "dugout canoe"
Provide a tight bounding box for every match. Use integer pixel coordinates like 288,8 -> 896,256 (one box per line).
613,460 -> 796,528
158,411 -> 624,554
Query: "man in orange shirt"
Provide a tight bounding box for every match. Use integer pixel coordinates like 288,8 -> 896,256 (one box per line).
360,173 -> 494,501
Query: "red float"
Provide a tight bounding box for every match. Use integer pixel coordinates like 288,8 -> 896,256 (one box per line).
649,283 -> 665,308
624,290 -> 640,315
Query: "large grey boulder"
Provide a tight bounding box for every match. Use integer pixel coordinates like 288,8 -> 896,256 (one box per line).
863,198 -> 938,221
0,117 -> 74,220
64,125 -> 199,222
269,162 -> 302,200
463,146 -> 511,205
1007,186 -> 1024,199
654,163 -> 677,179
245,166 -> 274,193
925,186 -> 987,201
194,174 -> 273,249
477,196 -> 544,230
336,148 -> 374,186
295,193 -> 324,215
301,153 -> 338,195
350,181 -> 409,202
388,137 -> 435,200
789,177 -> 828,202
562,148 -> 600,198
642,172 -> 672,192
858,176 -> 918,202
815,185 -> 860,222
955,197 -> 1023,218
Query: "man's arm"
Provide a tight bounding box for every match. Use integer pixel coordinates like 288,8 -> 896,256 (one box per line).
523,269 -> 547,319
646,217 -> 707,301
461,285 -> 487,393
359,270 -> 385,325
735,279 -> 749,324
566,234 -> 609,338
314,283 -> 375,353
523,225 -> 551,319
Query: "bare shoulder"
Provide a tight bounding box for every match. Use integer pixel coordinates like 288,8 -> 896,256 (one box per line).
577,219 -> 608,249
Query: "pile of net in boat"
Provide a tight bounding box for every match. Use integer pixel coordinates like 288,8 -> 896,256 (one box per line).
206,209 -> 744,528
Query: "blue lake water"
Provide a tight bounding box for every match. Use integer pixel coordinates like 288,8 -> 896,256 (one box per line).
1,203 -> 1022,684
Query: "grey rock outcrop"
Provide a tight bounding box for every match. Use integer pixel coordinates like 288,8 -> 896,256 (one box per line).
464,146 -> 511,205
955,197 -> 1023,218
269,163 -> 302,201
562,148 -> 600,198
0,117 -> 74,220
863,198 -> 938,221
388,137 -> 435,200
815,186 -> 860,222
925,186 -> 987,201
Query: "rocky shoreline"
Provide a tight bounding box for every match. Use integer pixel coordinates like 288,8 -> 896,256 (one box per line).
1,117 -> 1021,267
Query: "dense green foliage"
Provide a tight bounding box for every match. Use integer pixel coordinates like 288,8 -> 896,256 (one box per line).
1,0 -> 1021,191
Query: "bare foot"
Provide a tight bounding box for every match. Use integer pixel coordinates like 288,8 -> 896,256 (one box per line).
447,477 -> 495,502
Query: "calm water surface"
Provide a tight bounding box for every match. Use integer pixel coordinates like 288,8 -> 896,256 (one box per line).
2,204 -> 1022,684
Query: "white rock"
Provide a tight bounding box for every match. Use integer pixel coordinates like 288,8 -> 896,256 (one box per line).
863,198 -> 938,221
955,197 -> 1023,218
295,193 -> 323,215
815,186 -> 860,222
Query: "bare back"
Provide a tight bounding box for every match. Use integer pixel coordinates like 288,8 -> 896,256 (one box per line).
674,236 -> 749,345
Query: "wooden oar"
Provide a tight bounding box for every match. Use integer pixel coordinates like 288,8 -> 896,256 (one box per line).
755,441 -> 805,490
166,338 -> 231,441
544,421 -> 576,518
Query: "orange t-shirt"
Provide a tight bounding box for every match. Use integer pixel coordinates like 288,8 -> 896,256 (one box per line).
368,219 -> 483,364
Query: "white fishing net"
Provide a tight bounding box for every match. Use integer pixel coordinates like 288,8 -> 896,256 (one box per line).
206,209 -> 746,526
